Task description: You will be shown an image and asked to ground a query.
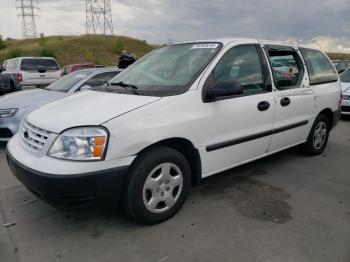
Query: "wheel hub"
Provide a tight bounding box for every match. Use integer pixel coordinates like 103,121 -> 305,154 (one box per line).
313,121 -> 327,150
143,163 -> 184,214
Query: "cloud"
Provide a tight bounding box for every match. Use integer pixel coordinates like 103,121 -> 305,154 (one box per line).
0,0 -> 349,52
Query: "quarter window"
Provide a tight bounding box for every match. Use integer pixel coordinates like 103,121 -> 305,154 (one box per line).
300,48 -> 338,85
212,45 -> 265,95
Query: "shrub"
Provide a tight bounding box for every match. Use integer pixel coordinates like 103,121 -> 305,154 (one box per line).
115,39 -> 125,54
38,33 -> 47,48
6,48 -> 23,59
0,35 -> 7,50
39,47 -> 56,58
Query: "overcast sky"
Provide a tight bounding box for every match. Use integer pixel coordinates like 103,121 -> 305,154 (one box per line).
0,0 -> 349,52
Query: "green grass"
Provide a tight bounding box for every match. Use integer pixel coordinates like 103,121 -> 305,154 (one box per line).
0,35 -> 159,66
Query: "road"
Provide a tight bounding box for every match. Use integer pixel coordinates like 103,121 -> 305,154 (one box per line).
1,118 -> 350,262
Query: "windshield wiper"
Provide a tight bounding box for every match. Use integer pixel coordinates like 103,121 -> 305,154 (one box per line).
110,81 -> 138,90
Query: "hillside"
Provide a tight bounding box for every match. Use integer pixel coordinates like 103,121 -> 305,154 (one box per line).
0,35 -> 349,67
0,35 -> 158,66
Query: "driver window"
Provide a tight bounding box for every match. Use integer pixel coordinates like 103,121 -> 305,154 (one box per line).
212,45 -> 264,95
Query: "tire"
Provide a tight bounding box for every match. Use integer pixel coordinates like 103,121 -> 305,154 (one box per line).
302,114 -> 330,155
123,146 -> 191,225
10,81 -> 16,92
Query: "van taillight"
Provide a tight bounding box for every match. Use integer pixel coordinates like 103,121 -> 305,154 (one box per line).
338,90 -> 342,108
16,74 -> 23,82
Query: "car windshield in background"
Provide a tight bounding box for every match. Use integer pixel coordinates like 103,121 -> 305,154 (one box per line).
46,71 -> 93,92
20,59 -> 60,71
340,69 -> 350,83
108,43 -> 222,96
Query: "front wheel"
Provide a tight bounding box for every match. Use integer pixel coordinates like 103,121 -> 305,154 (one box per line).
123,146 -> 191,225
302,114 -> 330,155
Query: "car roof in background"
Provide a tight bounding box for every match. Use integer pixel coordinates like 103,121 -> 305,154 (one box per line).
73,67 -> 122,74
64,63 -> 95,67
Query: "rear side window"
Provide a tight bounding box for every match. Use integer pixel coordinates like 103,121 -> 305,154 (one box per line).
300,48 -> 338,85
268,50 -> 303,90
20,59 -> 60,71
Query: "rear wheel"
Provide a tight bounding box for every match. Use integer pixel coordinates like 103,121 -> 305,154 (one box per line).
123,146 -> 191,225
10,81 -> 16,92
302,114 -> 330,155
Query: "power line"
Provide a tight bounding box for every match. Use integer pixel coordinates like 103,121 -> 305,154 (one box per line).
85,0 -> 114,35
16,0 -> 39,39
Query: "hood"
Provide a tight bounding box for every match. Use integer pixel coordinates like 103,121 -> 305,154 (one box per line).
0,89 -> 69,110
27,91 -> 161,133
341,82 -> 350,95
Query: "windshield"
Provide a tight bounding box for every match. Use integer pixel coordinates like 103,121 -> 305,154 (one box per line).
109,42 -> 222,96
340,69 -> 350,83
46,71 -> 93,92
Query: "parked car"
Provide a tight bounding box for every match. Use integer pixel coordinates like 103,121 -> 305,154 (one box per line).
0,67 -> 122,141
339,68 -> 350,115
333,59 -> 350,74
0,66 -> 12,94
7,39 -> 341,224
61,63 -> 96,76
2,57 -> 61,90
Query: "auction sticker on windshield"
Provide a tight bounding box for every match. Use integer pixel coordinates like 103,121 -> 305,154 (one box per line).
191,43 -> 219,49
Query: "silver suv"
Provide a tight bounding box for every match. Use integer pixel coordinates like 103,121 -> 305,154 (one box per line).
2,57 -> 61,91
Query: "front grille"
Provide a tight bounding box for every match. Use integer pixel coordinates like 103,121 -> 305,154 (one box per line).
0,128 -> 13,138
20,120 -> 50,152
341,106 -> 350,112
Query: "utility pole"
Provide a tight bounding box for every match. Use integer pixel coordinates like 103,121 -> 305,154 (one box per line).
17,0 -> 39,39
85,0 -> 114,35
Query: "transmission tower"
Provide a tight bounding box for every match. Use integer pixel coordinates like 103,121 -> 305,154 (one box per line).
17,0 -> 39,39
85,0 -> 114,35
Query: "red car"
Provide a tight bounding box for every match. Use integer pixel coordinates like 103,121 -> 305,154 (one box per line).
61,63 -> 96,76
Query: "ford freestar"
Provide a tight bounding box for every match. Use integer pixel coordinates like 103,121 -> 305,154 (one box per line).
7,38 -> 341,224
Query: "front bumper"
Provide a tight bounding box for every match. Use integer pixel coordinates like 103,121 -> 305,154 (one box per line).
341,100 -> 350,115
7,149 -> 130,209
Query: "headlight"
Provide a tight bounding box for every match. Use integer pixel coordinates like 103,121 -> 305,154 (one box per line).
0,108 -> 18,118
48,127 -> 108,161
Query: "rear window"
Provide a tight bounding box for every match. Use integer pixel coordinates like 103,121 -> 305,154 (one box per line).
20,59 -> 60,71
300,48 -> 338,85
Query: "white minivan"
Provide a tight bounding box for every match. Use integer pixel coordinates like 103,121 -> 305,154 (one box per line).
7,39 -> 341,224
2,57 -> 61,90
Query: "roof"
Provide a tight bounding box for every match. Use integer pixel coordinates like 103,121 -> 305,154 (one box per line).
174,37 -> 322,51
64,63 -> 95,67
74,67 -> 122,74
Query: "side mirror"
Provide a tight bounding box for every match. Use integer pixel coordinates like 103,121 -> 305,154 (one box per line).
206,80 -> 244,100
80,85 -> 92,91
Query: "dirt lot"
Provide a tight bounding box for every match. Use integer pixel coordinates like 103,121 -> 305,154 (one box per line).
1,118 -> 350,262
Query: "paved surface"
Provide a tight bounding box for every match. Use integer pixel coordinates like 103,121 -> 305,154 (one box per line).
1,118 -> 350,262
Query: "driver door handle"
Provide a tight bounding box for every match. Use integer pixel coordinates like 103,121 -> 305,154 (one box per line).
280,97 -> 291,107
